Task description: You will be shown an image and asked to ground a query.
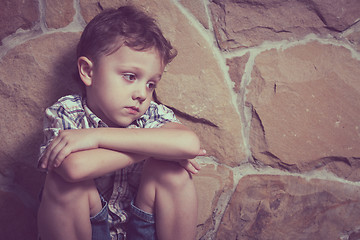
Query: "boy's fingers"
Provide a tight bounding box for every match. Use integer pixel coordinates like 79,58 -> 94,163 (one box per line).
197,149 -> 206,156
190,159 -> 201,171
46,139 -> 66,168
40,141 -> 57,169
53,147 -> 71,168
179,159 -> 199,174
39,155 -> 48,169
185,164 -> 198,174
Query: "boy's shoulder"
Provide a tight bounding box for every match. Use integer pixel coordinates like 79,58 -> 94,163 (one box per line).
46,94 -> 86,120
51,94 -> 82,106
137,101 -> 180,128
147,101 -> 175,117
48,94 -> 83,111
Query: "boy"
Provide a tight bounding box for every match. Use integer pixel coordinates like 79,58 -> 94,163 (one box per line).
37,6 -> 205,240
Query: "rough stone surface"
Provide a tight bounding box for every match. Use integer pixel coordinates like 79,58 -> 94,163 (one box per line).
247,41 -> 360,179
0,0 -> 39,44
0,31 -> 82,162
151,3 -> 247,166
0,32 -> 81,239
79,0 -> 106,23
216,175 -> 360,240
1,0 -> 360,239
193,160 -> 234,239
179,0 -> 210,29
312,0 -> 360,32
344,22 -> 360,51
227,54 -> 250,93
0,191 -> 37,239
45,0 -> 75,29
210,0 -> 360,50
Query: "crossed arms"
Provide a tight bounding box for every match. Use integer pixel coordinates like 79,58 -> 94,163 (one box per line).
39,122 -> 205,182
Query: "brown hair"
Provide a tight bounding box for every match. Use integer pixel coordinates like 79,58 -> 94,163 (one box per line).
76,6 -> 177,65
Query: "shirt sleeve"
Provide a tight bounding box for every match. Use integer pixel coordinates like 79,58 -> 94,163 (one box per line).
39,101 -> 82,161
137,101 -> 181,129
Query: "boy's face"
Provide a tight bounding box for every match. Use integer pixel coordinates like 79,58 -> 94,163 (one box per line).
85,45 -> 165,127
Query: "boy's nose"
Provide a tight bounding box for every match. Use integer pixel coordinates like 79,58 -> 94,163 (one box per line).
132,85 -> 147,102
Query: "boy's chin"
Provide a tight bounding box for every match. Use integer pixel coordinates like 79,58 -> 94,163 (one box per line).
114,118 -> 138,128
105,119 -> 133,128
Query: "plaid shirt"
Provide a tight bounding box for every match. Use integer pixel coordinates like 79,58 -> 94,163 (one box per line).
39,94 -> 179,239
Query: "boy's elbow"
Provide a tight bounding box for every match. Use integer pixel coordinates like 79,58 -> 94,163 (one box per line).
183,131 -> 201,158
55,155 -> 85,182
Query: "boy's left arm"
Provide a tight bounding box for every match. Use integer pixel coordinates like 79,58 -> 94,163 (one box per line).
158,121 -> 205,174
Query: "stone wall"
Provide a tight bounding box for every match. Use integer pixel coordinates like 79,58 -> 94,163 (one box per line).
1,0 -> 359,239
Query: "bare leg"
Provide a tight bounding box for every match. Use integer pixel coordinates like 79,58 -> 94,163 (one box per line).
135,159 -> 198,240
37,171 -> 102,240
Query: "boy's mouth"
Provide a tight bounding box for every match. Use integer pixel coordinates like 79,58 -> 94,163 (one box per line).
126,106 -> 140,114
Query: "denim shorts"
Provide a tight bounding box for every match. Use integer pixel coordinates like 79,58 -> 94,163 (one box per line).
125,200 -> 158,240
91,198 -> 157,240
90,196 -> 112,240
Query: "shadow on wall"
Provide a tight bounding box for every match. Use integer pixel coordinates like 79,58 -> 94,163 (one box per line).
0,32 -> 82,239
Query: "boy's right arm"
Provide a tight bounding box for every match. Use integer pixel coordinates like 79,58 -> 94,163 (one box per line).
37,97 -> 150,182
54,148 -> 147,182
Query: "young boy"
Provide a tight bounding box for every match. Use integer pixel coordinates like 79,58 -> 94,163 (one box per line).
37,6 -> 205,240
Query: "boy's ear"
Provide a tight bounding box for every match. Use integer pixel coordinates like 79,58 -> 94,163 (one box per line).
78,56 -> 94,86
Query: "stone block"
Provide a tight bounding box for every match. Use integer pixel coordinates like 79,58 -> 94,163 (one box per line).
0,32 -> 82,238
44,0 -> 75,29
247,41 -> 360,179
0,31 -> 82,156
193,160 -> 234,238
216,175 -> 360,240
311,0 -> 360,32
227,54 -> 250,93
209,0 -> 360,50
0,190 -> 38,239
0,0 -> 39,43
179,0 -> 210,29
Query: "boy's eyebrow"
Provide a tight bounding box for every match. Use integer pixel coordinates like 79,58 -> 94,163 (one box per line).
119,65 -> 163,80
153,76 -> 162,82
149,73 -> 163,82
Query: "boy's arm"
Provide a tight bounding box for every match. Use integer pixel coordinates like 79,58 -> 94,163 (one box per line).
98,122 -> 201,158
40,122 -> 205,181
41,122 -> 201,169
54,148 -> 147,182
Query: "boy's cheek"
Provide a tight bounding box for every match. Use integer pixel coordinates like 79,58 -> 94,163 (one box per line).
142,101 -> 152,112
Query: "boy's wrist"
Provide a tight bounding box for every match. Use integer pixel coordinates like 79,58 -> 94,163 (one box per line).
92,128 -> 105,148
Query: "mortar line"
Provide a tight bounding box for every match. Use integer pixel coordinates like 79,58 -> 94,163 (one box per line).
222,33 -> 360,60
170,0 -> 240,116
202,0 -> 214,32
38,0 -> 48,33
39,0 -> 85,34
171,0 -> 251,164
0,0 -> 85,59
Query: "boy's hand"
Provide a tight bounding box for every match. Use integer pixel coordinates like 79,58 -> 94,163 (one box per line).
40,129 -> 99,170
178,149 -> 206,174
178,159 -> 201,174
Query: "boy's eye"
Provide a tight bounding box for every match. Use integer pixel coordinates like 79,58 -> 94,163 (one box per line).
122,73 -> 137,81
147,82 -> 157,90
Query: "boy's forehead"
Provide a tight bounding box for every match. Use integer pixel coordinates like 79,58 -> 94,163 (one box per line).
111,45 -> 164,65
96,45 -> 165,74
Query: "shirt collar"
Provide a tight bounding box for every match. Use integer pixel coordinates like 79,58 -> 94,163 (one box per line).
82,97 -> 108,128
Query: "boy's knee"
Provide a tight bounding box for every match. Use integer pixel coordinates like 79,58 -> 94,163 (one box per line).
144,159 -> 193,190
42,171 -> 97,205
